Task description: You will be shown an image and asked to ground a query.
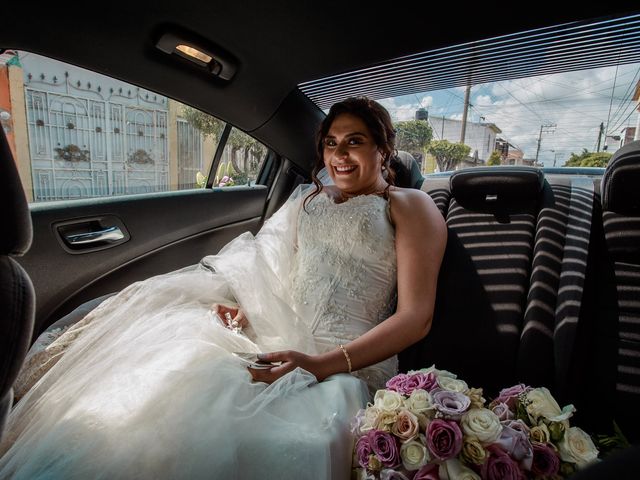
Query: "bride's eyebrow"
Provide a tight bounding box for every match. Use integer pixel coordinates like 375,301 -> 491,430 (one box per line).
325,132 -> 368,139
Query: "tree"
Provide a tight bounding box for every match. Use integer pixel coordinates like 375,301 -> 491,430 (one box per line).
564,149 -> 612,168
394,120 -> 432,159
427,140 -> 471,172
182,107 -> 265,185
487,150 -> 502,166
181,106 -> 225,141
228,129 -> 265,180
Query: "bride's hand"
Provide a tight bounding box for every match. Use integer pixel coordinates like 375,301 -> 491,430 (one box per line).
211,303 -> 250,330
248,351 -> 326,384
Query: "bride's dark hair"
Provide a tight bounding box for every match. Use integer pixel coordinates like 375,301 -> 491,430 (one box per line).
304,96 -> 397,211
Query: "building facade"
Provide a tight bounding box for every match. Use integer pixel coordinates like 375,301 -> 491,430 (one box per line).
1,51 -> 217,202
428,115 -> 502,163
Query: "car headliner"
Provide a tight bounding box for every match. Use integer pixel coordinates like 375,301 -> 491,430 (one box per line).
1,1 -> 638,171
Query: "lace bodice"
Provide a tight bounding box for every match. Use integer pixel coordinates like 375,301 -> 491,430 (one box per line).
291,191 -> 398,391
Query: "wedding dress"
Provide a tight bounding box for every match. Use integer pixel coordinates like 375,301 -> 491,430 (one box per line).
0,185 -> 398,480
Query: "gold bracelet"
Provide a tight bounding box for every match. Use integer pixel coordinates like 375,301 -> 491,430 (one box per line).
338,344 -> 352,373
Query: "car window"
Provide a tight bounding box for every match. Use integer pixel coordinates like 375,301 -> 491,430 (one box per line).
303,13 -> 640,174
376,64 -> 639,173
214,127 -> 268,187
0,50 -> 268,202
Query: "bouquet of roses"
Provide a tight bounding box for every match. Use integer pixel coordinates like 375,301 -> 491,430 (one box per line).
351,366 -> 600,480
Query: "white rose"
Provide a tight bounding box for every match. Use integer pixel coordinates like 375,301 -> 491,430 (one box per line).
360,406 -> 381,432
461,408 -> 502,445
375,410 -> 398,432
525,387 -> 575,423
400,435 -> 429,471
418,365 -> 457,379
559,427 -> 599,468
405,389 -> 434,414
374,390 -> 404,412
438,376 -> 469,393
438,458 -> 481,480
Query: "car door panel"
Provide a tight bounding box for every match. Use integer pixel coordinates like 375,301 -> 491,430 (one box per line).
20,186 -> 268,339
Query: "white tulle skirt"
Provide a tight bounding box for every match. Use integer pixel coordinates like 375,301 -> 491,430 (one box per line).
0,186 -> 371,479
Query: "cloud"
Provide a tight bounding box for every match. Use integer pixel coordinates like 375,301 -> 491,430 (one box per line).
379,95 -> 434,121
475,95 -> 494,107
382,63 -> 640,166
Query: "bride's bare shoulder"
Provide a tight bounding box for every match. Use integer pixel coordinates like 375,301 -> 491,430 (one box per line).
388,186 -> 445,228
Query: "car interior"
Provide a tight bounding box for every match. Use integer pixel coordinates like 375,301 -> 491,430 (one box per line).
1,0 -> 640,473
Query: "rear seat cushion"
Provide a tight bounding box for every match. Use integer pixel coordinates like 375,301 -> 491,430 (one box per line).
517,179 -> 572,389
400,167 -> 543,395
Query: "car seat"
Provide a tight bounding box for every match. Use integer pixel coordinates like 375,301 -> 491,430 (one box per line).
0,126 -> 35,437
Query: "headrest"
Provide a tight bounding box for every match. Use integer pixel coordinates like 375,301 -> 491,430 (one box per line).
0,127 -> 32,255
450,167 -> 544,204
601,140 -> 640,214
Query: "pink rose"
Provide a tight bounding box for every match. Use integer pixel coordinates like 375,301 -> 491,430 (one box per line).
481,446 -> 526,480
491,402 -> 514,421
413,462 -> 440,480
503,419 -> 530,435
391,409 -> 420,442
494,422 -> 533,470
531,443 -> 560,477
386,374 -> 409,393
426,419 -> 463,461
432,390 -> 471,420
405,372 -> 437,393
356,433 -> 373,469
493,384 -> 531,409
386,372 -> 437,395
371,430 -> 401,468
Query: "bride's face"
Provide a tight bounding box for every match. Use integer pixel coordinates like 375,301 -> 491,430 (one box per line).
322,113 -> 385,195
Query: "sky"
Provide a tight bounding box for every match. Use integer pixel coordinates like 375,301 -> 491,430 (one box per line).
378,62 -> 640,167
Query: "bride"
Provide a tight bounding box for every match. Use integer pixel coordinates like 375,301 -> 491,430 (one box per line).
0,97 -> 446,479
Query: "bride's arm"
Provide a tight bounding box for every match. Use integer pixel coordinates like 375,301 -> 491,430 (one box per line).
251,188 -> 447,382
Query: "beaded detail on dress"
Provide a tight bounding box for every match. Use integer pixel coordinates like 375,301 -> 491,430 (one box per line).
291,192 -> 398,392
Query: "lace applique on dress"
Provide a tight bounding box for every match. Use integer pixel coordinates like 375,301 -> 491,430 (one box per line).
13,313 -> 97,403
291,192 -> 398,392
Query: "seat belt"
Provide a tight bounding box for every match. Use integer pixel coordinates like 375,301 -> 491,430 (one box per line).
553,176 -> 595,401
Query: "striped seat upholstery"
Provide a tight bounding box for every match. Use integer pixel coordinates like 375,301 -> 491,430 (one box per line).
400,167 -> 543,395
518,176 -> 597,404
598,140 -> 640,440
420,176 -> 451,217
518,180 -> 572,388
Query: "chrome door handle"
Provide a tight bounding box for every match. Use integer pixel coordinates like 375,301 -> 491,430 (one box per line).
65,226 -> 125,245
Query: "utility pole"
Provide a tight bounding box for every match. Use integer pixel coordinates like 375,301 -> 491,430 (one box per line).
596,122 -> 604,152
460,84 -> 471,144
534,123 -> 556,165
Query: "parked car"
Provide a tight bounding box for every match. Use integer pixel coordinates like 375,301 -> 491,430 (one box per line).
1,1 -> 639,476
